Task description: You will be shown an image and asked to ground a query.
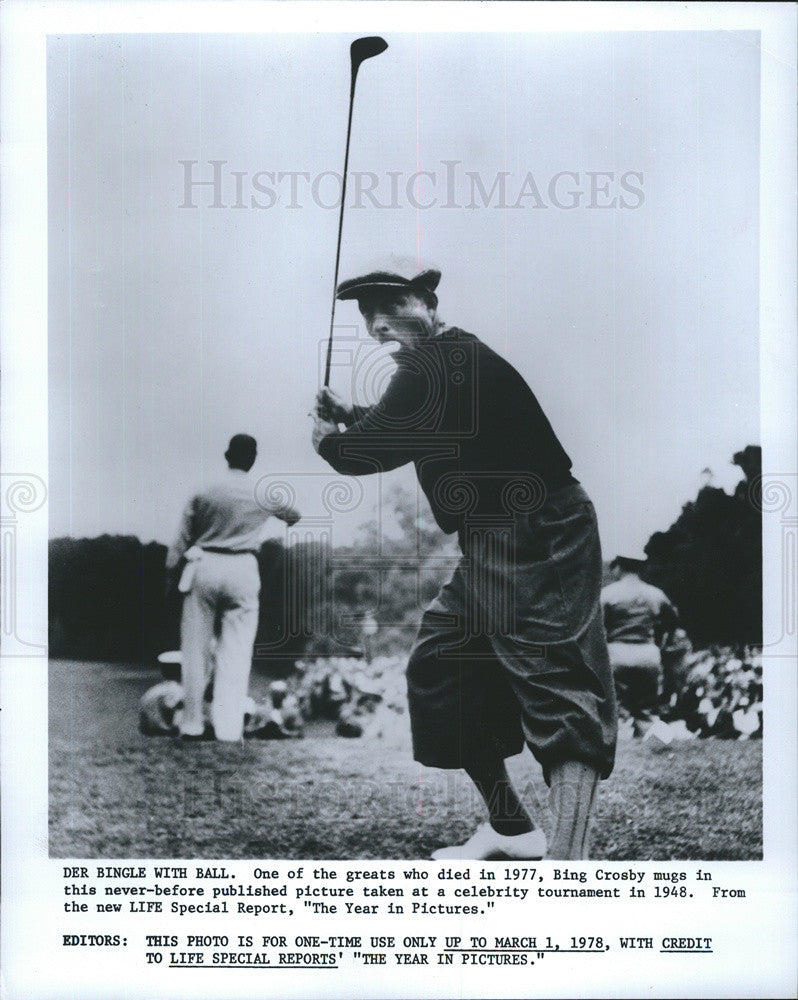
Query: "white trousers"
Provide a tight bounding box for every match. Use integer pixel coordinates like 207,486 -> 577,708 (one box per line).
180,552 -> 260,740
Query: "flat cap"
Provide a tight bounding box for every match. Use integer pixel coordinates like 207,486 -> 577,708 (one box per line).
336,268 -> 441,301
228,433 -> 257,452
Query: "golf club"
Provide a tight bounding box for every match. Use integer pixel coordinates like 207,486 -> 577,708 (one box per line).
324,36 -> 389,388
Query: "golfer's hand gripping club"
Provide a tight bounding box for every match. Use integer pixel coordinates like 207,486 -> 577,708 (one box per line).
315,386 -> 352,425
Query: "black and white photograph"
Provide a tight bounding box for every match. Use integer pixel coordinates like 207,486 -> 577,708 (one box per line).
46,26 -> 766,862
2,3 -> 796,999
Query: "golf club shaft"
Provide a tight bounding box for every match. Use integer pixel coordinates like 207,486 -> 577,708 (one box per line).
324,68 -> 359,388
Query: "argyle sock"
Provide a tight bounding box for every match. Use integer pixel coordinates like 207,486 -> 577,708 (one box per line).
464,755 -> 535,837
547,760 -> 600,860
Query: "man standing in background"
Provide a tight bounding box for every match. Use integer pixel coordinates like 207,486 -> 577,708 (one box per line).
601,556 -> 679,727
167,434 -> 300,741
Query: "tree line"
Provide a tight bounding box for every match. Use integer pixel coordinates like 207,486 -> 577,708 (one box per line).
643,445 -> 762,647
48,446 -> 762,665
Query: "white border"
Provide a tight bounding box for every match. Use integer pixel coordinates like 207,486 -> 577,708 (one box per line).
1,4 -> 796,999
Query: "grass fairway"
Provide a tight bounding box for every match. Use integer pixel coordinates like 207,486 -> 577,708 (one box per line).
49,659 -> 762,860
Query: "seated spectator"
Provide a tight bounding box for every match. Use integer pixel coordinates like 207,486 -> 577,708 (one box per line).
139,680 -> 185,736
244,681 -> 304,740
335,675 -> 383,738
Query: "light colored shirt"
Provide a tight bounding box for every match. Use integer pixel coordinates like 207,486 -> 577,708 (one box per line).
166,469 -> 293,568
600,573 -> 677,645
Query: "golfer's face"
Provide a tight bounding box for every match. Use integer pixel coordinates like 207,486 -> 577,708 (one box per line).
359,294 -> 433,346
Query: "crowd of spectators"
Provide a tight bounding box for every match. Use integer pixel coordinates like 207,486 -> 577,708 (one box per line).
140,637 -> 763,743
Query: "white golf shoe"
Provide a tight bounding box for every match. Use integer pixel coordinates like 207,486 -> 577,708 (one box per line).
431,823 -> 547,861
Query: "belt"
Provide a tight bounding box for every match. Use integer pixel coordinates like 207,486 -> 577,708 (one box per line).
201,546 -> 259,556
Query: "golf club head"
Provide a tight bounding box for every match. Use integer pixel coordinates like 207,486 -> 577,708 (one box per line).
351,36 -> 388,70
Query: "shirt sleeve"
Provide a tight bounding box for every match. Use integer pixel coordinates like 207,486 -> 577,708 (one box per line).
658,597 -> 679,636
264,502 -> 299,525
317,359 -> 431,475
166,496 -> 197,569
651,592 -> 679,645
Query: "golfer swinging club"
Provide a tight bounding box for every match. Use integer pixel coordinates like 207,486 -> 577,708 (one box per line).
312,268 -> 617,860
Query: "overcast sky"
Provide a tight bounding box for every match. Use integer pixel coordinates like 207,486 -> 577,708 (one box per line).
48,30 -> 760,557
